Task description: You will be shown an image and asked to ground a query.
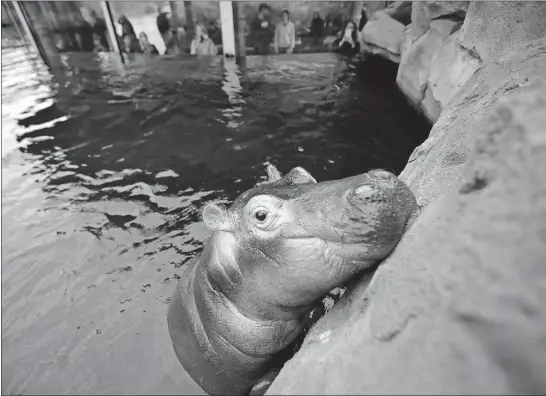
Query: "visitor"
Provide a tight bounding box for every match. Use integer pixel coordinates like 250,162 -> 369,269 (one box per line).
251,3 -> 275,55
117,15 -> 140,53
165,32 -> 181,55
156,5 -> 171,47
176,26 -> 189,54
332,21 -> 360,57
207,19 -> 222,45
118,15 -> 136,38
81,7 -> 110,51
123,34 -> 142,53
91,12 -> 110,51
156,6 -> 181,55
190,23 -> 218,56
359,7 -> 369,32
75,22 -> 94,52
92,33 -> 107,53
54,32 -> 68,52
74,31 -> 86,52
139,32 -> 159,55
273,10 -> 296,54
309,10 -> 325,46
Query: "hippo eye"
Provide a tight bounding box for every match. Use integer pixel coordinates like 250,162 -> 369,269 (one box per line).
247,198 -> 279,230
254,210 -> 268,222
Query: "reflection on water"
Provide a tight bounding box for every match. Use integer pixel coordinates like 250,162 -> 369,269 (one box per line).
1,30 -> 430,395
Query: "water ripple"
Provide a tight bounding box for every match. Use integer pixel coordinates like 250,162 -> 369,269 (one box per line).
1,29 -> 430,395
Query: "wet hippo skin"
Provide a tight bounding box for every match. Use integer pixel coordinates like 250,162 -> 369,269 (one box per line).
167,164 -> 418,395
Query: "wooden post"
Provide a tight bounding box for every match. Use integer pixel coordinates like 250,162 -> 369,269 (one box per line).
10,1 -> 40,54
219,1 -> 236,57
100,1 -> 124,62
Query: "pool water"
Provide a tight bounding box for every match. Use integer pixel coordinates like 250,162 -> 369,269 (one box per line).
1,31 -> 430,395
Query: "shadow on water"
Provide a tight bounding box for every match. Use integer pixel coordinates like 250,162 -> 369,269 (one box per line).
1,32 -> 431,395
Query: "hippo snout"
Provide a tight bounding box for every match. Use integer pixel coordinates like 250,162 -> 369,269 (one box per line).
344,170 -> 398,204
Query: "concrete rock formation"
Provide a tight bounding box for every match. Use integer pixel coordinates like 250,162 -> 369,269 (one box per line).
397,1 -> 470,121
360,1 -> 467,66
422,29 -> 481,121
395,1 -> 546,123
459,1 -> 546,62
382,1 -> 413,26
268,1 -> 546,394
361,11 -> 405,63
267,79 -> 546,396
427,1 -> 469,20
397,18 -> 460,107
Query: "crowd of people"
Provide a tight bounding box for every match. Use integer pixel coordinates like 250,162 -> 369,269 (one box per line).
53,3 -> 367,58
248,3 -> 365,57
116,6 -> 219,56
52,7 -> 110,53
117,14 -> 161,54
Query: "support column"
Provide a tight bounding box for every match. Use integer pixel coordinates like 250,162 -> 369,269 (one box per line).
100,1 -> 124,62
169,1 -> 180,27
12,0 -> 61,69
219,1 -> 236,57
352,2 -> 364,21
183,1 -> 194,39
5,2 -> 26,46
10,1 -> 40,54
233,1 -> 246,58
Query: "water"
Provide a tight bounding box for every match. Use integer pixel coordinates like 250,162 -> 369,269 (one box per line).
1,30 -> 430,395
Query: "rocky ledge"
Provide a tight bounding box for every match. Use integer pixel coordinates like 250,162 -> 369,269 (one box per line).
267,1 -> 546,394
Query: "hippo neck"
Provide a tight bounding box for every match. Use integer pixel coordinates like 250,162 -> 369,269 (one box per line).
202,231 -> 321,321
194,234 -> 306,359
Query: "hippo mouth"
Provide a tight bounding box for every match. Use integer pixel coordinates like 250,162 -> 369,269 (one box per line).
281,231 -> 379,266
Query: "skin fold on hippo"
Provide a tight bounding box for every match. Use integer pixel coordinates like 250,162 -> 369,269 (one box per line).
167,164 -> 418,395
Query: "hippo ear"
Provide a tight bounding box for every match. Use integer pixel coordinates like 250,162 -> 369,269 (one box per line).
279,167 -> 317,186
266,164 -> 282,182
202,203 -> 232,232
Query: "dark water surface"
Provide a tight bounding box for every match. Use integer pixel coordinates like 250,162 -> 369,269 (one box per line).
1,32 -> 430,395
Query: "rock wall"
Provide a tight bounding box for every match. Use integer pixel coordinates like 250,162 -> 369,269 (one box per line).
267,2 -> 546,394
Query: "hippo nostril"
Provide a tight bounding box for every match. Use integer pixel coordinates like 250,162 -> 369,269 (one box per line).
368,169 -> 393,179
353,184 -> 375,198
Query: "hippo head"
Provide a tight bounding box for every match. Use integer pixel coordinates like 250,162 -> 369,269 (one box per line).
202,165 -> 417,319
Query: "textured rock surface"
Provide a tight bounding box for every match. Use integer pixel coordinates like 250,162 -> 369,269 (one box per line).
397,1 -> 546,123
397,1 -> 474,122
266,78 -> 546,396
397,19 -> 458,105
427,1 -> 469,20
399,25 -> 413,58
424,30 -> 482,121
460,1 -> 546,62
421,84 -> 442,122
361,12 -> 405,63
403,37 -> 546,206
361,1 -> 388,17
410,1 -> 431,40
411,1 -> 468,41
